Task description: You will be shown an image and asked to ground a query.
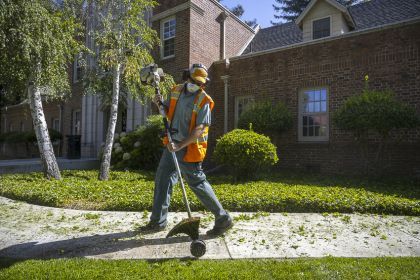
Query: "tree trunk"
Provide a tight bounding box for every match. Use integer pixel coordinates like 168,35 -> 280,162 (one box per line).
28,83 -> 61,180
99,63 -> 121,180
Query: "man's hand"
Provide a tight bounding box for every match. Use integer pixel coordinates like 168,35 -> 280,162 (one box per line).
167,142 -> 182,152
153,94 -> 163,106
166,125 -> 207,153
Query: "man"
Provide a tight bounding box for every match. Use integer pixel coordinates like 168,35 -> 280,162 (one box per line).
142,64 -> 233,236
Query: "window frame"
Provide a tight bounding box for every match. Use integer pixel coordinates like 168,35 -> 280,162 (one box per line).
73,53 -> 84,83
234,95 -> 255,128
298,87 -> 329,142
312,16 -> 332,40
72,110 -> 81,135
52,118 -> 60,132
160,16 -> 176,59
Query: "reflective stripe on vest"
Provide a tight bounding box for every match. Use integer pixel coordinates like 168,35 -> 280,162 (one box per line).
163,83 -> 214,162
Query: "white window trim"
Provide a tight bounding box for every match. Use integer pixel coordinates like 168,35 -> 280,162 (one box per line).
298,87 -> 329,142
234,95 -> 255,128
72,110 -> 81,135
160,16 -> 176,59
73,54 -> 83,83
311,16 -> 332,40
53,118 -> 60,132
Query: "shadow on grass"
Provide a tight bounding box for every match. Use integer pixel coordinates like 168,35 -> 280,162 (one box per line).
0,230 -> 215,269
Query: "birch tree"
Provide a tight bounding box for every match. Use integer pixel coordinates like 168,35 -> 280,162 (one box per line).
85,0 -> 173,180
0,0 -> 85,179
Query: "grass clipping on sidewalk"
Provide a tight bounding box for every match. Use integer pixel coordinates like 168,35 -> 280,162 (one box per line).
0,170 -> 419,215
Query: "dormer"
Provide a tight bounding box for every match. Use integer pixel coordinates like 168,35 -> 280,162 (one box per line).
295,0 -> 355,42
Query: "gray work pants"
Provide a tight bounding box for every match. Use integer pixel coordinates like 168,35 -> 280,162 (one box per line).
150,147 -> 230,227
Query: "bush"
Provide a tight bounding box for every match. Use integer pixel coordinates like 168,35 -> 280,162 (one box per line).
0,129 -> 62,143
333,90 -> 419,136
237,101 -> 292,138
214,129 -> 278,180
333,80 -> 419,174
111,114 -> 164,170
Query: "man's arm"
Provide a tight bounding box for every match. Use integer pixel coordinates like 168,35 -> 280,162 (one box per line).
167,124 -> 206,152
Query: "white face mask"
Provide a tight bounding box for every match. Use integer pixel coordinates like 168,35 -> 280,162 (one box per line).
186,83 -> 200,93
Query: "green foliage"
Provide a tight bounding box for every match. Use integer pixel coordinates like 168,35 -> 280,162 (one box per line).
84,0 -> 174,101
214,129 -> 279,180
237,101 -> 292,138
0,170 -> 419,215
111,115 -> 164,170
0,129 -> 62,144
333,89 -> 419,136
1,258 -> 420,279
0,0 -> 86,100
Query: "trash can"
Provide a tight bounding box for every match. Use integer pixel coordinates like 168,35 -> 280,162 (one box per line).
66,135 -> 81,159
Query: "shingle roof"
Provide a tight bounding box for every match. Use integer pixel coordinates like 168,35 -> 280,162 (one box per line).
242,0 -> 420,55
242,22 -> 302,54
349,0 -> 420,29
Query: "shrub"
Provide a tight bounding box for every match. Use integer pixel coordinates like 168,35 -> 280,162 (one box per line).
112,114 -> 164,170
214,129 -> 278,180
237,101 -> 292,139
333,90 -> 419,136
0,129 -> 62,143
333,77 -> 419,174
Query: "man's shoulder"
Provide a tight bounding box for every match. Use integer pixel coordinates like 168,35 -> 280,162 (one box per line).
171,83 -> 185,92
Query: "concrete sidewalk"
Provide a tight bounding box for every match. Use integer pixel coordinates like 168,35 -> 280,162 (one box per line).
0,196 -> 419,260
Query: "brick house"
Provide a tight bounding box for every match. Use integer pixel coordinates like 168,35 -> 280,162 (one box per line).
1,0 -> 419,176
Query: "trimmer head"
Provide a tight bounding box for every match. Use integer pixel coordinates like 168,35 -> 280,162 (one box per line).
166,217 -> 200,240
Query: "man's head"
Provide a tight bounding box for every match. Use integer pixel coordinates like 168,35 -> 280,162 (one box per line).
189,64 -> 209,86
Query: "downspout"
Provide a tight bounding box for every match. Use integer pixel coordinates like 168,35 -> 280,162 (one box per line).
221,75 -> 230,133
217,12 -> 228,60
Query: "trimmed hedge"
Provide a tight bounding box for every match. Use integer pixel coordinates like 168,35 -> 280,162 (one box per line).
0,170 -> 418,216
0,129 -> 62,143
214,129 -> 278,180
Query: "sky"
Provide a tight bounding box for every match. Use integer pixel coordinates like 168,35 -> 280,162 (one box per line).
220,0 -> 280,28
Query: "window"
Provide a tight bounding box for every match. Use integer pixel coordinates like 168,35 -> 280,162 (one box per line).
161,17 -> 176,58
72,110 -> 81,135
299,88 -> 329,141
235,96 -> 254,127
73,53 -> 84,82
20,121 -> 25,132
313,17 -> 330,40
52,118 -> 60,132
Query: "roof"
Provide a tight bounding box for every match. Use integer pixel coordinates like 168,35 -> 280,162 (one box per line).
242,0 -> 420,55
349,0 -> 420,29
242,22 -> 303,54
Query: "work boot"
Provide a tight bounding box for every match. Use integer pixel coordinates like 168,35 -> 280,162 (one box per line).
206,216 -> 233,236
138,221 -> 167,233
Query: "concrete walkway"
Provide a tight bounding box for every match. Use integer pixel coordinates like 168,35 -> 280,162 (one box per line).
0,196 -> 419,260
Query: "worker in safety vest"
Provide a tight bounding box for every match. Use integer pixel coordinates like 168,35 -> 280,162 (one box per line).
142,64 -> 233,236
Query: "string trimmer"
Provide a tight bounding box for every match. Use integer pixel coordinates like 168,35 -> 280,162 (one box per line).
140,64 -> 206,258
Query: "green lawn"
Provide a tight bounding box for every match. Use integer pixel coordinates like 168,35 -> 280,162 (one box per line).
0,170 -> 418,215
1,257 -> 419,280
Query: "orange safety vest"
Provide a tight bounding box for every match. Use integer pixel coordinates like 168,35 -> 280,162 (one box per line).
163,84 -> 215,162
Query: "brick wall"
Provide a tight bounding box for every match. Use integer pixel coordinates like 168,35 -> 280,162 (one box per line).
0,85 -> 83,159
208,22 -> 420,176
153,0 -> 255,82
